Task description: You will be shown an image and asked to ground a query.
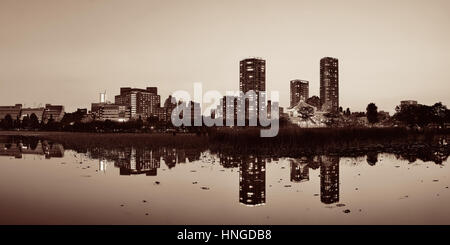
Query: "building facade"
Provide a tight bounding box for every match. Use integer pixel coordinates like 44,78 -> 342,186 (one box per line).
220,96 -> 238,124
163,95 -> 177,122
43,104 -> 65,122
290,79 -> 309,108
320,57 -> 339,112
239,58 -> 266,120
115,87 -> 160,119
91,102 -> 130,122
0,104 -> 22,120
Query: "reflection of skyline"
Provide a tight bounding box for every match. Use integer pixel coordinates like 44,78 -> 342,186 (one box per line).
117,148 -> 161,176
91,147 -> 202,176
1,135 -> 449,208
0,136 -> 64,159
289,156 -> 340,205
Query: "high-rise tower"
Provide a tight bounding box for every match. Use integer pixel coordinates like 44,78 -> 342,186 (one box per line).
320,57 -> 339,112
290,79 -> 309,108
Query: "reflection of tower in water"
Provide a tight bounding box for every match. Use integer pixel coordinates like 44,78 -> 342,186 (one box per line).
99,159 -> 107,173
117,147 -> 161,176
320,156 -> 339,204
163,148 -> 177,169
290,157 -> 310,182
239,156 -> 266,206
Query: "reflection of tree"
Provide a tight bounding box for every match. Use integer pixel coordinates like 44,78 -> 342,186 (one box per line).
29,113 -> 40,129
0,136 -> 64,158
366,152 -> 378,166
28,138 -> 39,151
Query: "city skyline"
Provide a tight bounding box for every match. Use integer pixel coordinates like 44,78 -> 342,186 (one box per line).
1,0 -> 450,114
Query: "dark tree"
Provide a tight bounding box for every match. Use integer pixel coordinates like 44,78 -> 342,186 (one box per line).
366,103 -> 379,124
136,116 -> 144,129
21,116 -> 30,129
393,103 -> 440,127
431,102 -> 447,127
345,108 -> 351,116
147,115 -> 159,127
14,115 -> 21,128
29,113 -> 40,129
0,114 -> 13,130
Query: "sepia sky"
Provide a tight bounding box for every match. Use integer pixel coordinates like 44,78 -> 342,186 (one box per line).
1,0 -> 449,113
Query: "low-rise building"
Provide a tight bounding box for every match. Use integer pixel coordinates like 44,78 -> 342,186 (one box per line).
400,100 -> 418,106
20,107 -> 46,122
0,104 -> 22,120
43,104 -> 65,122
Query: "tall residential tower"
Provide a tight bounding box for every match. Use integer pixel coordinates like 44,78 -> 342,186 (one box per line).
239,58 -> 266,120
290,79 -> 309,108
320,57 -> 339,112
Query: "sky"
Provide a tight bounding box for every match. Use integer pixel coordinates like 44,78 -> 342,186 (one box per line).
1,0 -> 449,114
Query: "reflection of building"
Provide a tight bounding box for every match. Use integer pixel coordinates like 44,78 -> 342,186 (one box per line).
94,146 -> 202,175
163,148 -> 177,169
116,147 -> 161,176
99,159 -> 108,173
239,156 -> 266,206
290,80 -> 309,108
320,57 -> 339,112
220,154 -> 240,168
290,157 -> 310,182
0,137 -> 64,159
320,156 -> 339,204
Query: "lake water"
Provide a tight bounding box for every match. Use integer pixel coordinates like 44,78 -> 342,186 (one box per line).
1,135 -> 449,224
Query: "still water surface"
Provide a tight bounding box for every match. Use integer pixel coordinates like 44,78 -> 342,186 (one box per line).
0,135 -> 449,224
